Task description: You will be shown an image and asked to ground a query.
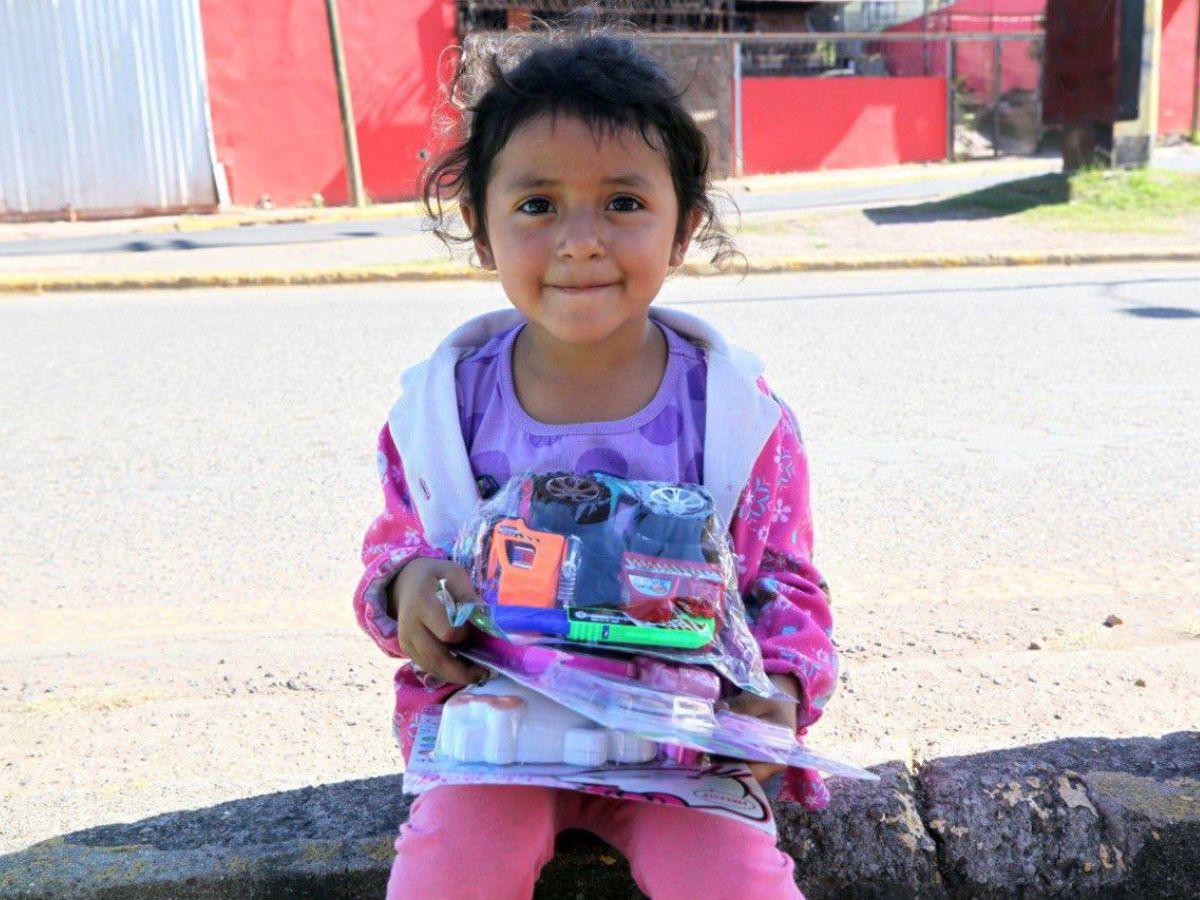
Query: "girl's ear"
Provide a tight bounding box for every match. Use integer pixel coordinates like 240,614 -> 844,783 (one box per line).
669,208 -> 704,268
460,202 -> 496,270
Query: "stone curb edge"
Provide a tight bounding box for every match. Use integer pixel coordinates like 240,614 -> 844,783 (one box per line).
0,835 -> 399,900
2,733 -> 1197,899
3,247 -> 1199,295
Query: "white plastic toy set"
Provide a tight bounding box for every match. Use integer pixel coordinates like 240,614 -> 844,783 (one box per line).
403,473 -> 875,834
437,675 -> 658,767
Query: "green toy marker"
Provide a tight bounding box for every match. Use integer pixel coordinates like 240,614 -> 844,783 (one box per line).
566,608 -> 716,650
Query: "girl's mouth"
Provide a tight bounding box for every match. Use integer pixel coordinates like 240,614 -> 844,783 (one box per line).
546,283 -> 618,295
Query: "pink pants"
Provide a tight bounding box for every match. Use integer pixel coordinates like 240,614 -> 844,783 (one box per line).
387,785 -> 803,900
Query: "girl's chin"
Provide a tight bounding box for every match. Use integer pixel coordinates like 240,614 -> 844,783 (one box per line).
540,325 -> 617,347
541,314 -> 648,347
521,308 -> 641,345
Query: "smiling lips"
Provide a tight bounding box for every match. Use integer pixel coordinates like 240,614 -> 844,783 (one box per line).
547,282 -> 618,294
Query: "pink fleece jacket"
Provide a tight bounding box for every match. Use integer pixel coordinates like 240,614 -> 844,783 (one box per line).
354,376 -> 838,809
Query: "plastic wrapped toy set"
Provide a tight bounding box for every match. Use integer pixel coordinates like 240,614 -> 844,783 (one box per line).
404,700 -> 781,835
407,472 -> 876,825
453,634 -> 872,778
449,471 -> 772,697
434,673 -> 658,766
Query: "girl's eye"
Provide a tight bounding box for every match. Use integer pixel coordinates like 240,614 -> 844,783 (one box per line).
609,195 -> 644,212
516,195 -> 644,215
517,198 -> 552,215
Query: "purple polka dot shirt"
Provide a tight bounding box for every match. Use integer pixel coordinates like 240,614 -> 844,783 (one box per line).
454,322 -> 708,495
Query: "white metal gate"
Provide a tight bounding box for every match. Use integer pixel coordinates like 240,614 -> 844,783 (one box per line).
0,0 -> 220,219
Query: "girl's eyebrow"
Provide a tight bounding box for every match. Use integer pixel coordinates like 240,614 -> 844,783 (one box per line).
502,174 -> 654,191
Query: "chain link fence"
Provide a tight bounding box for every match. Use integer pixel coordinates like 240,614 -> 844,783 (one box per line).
454,31 -> 732,176
456,0 -> 733,32
454,8 -> 1045,176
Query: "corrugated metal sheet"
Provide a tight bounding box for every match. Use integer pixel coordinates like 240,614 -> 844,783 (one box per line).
0,0 -> 218,219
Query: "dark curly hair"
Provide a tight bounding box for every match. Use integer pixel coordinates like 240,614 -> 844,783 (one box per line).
419,21 -> 742,273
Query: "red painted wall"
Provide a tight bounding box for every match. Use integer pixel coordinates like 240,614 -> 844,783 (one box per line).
742,77 -> 948,174
199,0 -> 456,206
1159,0 -> 1199,135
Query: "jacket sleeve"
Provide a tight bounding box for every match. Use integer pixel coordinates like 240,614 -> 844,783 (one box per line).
354,424 -> 450,657
729,393 -> 837,736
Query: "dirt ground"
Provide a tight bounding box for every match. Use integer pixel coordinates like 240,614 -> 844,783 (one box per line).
2,264 -> 1198,857
723,204 -> 1200,265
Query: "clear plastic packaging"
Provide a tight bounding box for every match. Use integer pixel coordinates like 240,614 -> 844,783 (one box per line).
457,634 -> 877,781
405,704 -> 780,836
451,471 -> 773,696
434,674 -> 659,766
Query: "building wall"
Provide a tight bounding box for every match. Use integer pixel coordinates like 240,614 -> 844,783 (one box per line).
742,76 -> 947,173
199,0 -> 456,206
1159,0 -> 1199,135
0,0 -> 218,219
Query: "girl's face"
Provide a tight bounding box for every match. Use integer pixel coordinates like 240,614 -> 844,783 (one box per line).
465,114 -> 699,348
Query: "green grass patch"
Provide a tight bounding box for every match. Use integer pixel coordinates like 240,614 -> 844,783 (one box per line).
890,169 -> 1200,234
1044,168 -> 1200,225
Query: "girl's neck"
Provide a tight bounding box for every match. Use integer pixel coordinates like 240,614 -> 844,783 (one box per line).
519,316 -> 661,381
512,316 -> 668,424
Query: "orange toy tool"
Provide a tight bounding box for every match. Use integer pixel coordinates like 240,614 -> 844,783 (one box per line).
486,518 -> 567,608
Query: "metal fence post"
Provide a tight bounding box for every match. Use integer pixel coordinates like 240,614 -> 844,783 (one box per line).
324,0 -> 366,207
992,38 -> 1003,157
1036,36 -> 1046,151
945,39 -> 956,161
732,39 -> 744,177
1192,1 -> 1200,139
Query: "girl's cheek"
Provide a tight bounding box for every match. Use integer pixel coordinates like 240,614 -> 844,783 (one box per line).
507,222 -> 546,246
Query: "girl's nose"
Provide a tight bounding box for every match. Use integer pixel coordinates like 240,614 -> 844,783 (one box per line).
556,211 -> 605,259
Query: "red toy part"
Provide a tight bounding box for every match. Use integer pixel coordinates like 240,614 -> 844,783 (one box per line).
619,552 -> 726,625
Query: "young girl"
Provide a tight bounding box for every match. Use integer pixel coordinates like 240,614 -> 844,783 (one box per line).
354,27 -> 837,900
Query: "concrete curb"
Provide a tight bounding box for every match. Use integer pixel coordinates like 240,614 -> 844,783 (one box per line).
3,247 -> 1200,295
1,733 -> 1196,899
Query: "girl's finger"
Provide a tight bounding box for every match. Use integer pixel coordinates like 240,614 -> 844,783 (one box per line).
420,596 -> 471,645
727,696 -> 767,718
408,623 -> 487,686
421,562 -> 477,642
748,761 -> 786,784
437,563 -> 480,605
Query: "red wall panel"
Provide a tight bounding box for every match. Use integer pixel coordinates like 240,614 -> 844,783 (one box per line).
199,0 -> 456,206
1159,0 -> 1199,135
742,77 -> 947,174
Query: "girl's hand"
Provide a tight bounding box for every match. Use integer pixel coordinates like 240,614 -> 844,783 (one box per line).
727,673 -> 801,784
388,558 -> 489,686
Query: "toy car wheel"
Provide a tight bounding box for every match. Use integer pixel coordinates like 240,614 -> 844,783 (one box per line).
634,484 -> 716,564
533,473 -> 612,525
644,485 -> 712,520
543,474 -> 605,504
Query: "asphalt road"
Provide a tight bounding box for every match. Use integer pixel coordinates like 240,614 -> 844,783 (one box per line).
2,263 -> 1198,853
